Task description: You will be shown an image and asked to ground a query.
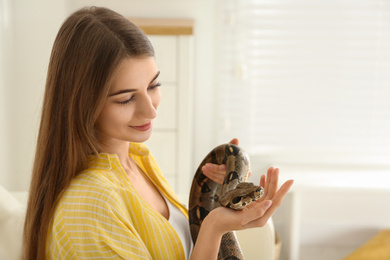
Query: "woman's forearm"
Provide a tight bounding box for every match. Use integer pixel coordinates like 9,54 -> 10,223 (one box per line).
189,214 -> 224,260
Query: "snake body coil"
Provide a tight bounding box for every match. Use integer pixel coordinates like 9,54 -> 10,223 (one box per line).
188,143 -> 264,260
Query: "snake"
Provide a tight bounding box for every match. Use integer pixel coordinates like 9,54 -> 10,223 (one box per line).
188,143 -> 264,260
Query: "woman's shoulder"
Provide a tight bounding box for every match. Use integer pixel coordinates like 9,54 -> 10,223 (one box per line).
55,168 -> 127,212
49,172 -> 129,231
67,169 -> 120,196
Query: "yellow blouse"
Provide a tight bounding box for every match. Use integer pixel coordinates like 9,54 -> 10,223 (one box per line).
46,142 -> 188,259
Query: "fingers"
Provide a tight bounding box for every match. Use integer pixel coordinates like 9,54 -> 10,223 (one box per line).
263,167 -> 271,197
228,138 -> 239,145
266,167 -> 279,199
243,179 -> 293,229
260,174 -> 266,188
262,167 -> 277,199
203,163 -> 226,173
239,200 -> 273,229
260,179 -> 294,219
274,179 -> 294,205
202,163 -> 226,184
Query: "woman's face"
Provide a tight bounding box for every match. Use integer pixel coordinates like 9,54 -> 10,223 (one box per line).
97,57 -> 161,146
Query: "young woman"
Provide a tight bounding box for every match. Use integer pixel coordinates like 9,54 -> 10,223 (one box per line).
23,6 -> 293,260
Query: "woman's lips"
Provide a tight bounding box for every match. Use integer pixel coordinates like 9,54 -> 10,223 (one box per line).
130,121 -> 152,131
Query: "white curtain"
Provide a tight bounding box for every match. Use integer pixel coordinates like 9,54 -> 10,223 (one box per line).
216,0 -> 390,167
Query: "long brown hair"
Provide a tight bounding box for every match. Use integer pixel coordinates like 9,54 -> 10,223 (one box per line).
23,7 -> 154,259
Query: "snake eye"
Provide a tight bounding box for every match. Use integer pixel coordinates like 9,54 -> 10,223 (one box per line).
232,197 -> 242,204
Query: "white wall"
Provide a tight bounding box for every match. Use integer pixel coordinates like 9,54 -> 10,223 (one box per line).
0,0 -> 12,189
0,0 -> 71,190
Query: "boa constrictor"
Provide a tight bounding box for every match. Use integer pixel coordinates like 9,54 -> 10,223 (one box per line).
188,143 -> 264,260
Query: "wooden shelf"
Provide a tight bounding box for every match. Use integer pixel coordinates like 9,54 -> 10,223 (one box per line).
129,18 -> 194,35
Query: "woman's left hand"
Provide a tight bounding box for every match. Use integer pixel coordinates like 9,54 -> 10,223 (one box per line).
202,138 -> 251,183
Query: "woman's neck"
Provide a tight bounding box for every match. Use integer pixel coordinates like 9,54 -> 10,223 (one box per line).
100,140 -> 132,169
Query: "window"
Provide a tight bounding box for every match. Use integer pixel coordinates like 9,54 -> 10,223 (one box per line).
216,0 -> 390,167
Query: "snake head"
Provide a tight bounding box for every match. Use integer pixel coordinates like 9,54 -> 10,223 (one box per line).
219,182 -> 264,210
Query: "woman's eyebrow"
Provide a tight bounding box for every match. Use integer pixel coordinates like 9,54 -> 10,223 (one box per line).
108,88 -> 136,97
150,71 -> 160,84
108,71 -> 160,97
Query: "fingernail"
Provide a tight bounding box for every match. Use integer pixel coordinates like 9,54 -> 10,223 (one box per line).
264,201 -> 272,208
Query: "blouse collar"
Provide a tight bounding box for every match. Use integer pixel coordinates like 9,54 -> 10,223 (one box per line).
86,142 -> 150,170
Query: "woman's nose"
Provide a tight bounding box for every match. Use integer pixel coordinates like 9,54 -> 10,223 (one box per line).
137,94 -> 158,119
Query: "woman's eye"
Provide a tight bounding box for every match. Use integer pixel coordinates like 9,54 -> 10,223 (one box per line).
115,82 -> 160,105
117,96 -> 134,105
148,82 -> 161,90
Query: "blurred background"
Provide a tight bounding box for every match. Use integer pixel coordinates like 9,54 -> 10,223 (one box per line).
1,0 -> 389,259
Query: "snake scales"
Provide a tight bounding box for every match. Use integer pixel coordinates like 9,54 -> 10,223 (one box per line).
188,143 -> 264,260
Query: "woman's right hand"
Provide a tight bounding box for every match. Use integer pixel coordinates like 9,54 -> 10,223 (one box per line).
190,167 -> 293,260
204,167 -> 292,234
204,198 -> 273,237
